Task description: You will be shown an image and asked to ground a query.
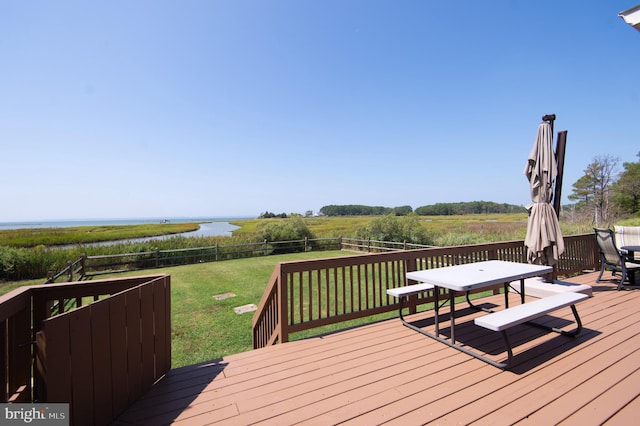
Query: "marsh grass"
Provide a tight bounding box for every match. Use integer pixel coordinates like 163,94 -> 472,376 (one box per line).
0,223 -> 200,248
233,214 -> 532,243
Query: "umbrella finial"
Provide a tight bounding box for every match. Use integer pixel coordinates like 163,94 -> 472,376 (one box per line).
542,114 -> 556,123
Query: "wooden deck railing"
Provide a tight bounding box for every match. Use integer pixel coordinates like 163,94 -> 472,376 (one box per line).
252,233 -> 598,348
0,274 -> 171,426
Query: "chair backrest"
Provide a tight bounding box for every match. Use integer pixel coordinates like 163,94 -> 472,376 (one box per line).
594,228 -> 622,266
614,225 -> 640,260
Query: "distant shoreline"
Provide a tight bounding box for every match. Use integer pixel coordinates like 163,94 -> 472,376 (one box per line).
0,217 -> 253,231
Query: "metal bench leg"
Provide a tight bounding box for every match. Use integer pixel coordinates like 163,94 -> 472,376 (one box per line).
497,330 -> 514,369
450,290 -> 455,344
526,304 -> 583,337
495,305 -> 583,370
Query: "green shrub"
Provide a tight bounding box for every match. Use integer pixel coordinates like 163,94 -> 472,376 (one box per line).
0,246 -> 73,281
354,215 -> 433,245
256,217 -> 314,242
256,217 -> 315,254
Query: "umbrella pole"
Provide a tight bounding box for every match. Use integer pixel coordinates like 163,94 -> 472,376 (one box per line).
550,130 -> 567,282
553,130 -> 567,220
541,114 -> 567,281
541,114 -> 564,281
542,114 -> 556,134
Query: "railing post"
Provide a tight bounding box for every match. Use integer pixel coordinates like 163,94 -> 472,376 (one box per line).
264,239 -> 268,256
278,267 -> 289,343
215,243 -> 219,261
338,236 -> 343,250
404,256 -> 420,315
66,261 -> 73,282
155,249 -> 160,268
488,248 -> 498,260
304,237 -> 309,252
80,254 -> 86,280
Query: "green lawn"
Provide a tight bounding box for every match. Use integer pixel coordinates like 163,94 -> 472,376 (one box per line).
106,249 -> 485,368
101,250 -> 353,367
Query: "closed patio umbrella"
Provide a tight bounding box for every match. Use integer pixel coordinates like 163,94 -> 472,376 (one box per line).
524,121 -> 564,266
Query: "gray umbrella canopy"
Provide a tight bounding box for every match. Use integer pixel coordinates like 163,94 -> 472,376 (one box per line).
524,121 -> 564,266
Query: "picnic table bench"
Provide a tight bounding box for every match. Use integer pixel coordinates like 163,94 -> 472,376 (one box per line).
387,261 -> 587,369
474,292 -> 588,367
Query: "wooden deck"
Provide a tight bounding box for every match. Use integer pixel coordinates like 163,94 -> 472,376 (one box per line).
114,271 -> 640,425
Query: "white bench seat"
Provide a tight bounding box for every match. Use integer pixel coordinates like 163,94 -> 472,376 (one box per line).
386,283 -> 434,298
508,277 -> 592,298
475,292 -> 588,332
474,292 -> 588,368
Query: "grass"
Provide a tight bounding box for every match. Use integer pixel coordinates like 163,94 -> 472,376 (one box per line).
0,277 -> 43,295
232,214 -> 531,240
160,249 -> 492,367
0,223 -> 200,248
234,213 -> 594,246
618,217 -> 640,226
92,250 -> 353,368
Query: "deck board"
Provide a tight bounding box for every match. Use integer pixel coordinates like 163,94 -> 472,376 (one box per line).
114,271 -> 640,425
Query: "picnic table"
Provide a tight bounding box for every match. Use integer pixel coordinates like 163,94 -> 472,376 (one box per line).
388,260 -> 587,368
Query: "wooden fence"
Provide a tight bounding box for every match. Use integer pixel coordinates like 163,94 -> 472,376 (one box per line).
0,274 -> 171,426
46,237 -> 427,282
252,233 -> 599,349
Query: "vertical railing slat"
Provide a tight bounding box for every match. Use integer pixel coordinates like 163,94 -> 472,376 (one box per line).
90,300 -> 113,425
109,292 -> 129,416
39,315 -> 72,403
8,307 -> 31,403
125,289 -> 143,403
69,307 -> 94,425
140,283 -> 155,391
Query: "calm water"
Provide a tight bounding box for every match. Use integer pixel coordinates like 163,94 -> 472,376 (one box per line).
0,217 -> 249,240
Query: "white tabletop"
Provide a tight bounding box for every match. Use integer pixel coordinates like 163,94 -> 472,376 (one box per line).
405,260 -> 552,292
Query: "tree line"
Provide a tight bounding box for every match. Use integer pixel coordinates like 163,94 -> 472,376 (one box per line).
319,205 -> 412,216
319,202 -> 525,217
414,202 -> 526,216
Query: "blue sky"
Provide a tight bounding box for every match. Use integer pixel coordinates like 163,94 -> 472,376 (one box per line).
1,1 -> 638,221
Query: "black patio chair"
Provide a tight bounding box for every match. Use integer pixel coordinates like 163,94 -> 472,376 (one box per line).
594,228 -> 640,290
